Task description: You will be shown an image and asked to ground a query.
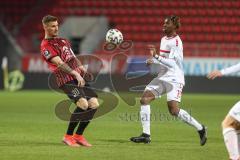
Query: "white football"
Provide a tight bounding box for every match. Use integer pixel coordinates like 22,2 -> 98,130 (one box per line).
106,29 -> 123,45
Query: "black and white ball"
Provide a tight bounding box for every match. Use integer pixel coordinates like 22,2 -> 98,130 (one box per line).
106,29 -> 123,45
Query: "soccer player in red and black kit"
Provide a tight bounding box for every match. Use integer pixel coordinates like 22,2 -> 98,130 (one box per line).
40,15 -> 99,147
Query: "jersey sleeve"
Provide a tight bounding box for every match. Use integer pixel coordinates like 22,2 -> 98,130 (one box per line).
221,63 -> 240,75
41,43 -> 59,61
153,56 -> 175,68
153,51 -> 177,68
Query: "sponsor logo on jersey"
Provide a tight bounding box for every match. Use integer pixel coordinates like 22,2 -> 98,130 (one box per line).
43,50 -> 51,59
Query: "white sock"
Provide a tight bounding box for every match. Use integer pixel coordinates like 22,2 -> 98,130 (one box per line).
223,128 -> 240,160
140,105 -> 151,135
177,109 -> 203,131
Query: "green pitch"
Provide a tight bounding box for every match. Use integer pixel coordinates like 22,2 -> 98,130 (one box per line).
0,91 -> 238,160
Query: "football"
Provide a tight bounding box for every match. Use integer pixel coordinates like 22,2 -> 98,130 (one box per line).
105,29 -> 123,45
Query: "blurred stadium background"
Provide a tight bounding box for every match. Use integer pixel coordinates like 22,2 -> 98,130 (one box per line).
0,0 -> 240,160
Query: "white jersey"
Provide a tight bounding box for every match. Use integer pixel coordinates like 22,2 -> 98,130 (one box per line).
155,35 -> 185,85
221,62 -> 240,75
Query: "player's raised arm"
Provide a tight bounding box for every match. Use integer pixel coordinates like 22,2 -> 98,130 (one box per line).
207,62 -> 240,80
50,56 -> 85,87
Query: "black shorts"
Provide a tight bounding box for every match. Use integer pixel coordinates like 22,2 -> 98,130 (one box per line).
60,80 -> 98,103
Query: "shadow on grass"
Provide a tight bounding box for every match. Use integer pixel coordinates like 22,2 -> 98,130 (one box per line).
0,140 -> 63,147
96,138 -> 129,144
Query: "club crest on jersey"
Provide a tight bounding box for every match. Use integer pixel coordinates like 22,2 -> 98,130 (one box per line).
44,50 -> 51,59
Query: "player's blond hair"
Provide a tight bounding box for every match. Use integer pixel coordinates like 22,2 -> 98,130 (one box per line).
42,15 -> 58,25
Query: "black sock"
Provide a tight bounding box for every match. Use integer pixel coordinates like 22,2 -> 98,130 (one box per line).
66,107 -> 85,135
76,121 -> 90,135
75,108 -> 97,135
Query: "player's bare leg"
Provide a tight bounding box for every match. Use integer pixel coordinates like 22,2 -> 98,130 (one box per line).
222,115 -> 240,160
167,100 -> 207,146
130,90 -> 155,143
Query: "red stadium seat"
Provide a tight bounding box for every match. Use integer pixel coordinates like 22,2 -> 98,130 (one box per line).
1,0 -> 238,57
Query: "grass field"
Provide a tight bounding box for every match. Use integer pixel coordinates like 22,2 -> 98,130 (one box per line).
0,91 -> 239,160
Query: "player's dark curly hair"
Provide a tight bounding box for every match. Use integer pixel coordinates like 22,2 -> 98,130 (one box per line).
167,15 -> 181,29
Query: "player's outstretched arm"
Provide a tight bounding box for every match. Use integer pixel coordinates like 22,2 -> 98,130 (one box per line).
207,62 -> 240,80
51,56 -> 85,87
207,70 -> 223,80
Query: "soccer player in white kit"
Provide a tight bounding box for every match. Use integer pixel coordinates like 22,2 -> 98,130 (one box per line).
130,15 -> 207,146
208,63 -> 240,160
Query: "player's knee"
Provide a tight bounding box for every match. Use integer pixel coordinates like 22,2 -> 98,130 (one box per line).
88,98 -> 99,109
140,91 -> 155,105
140,96 -> 153,105
76,98 -> 88,110
169,108 -> 179,116
168,104 -> 179,116
140,97 -> 149,105
221,119 -> 228,129
222,116 -> 240,130
233,121 -> 240,130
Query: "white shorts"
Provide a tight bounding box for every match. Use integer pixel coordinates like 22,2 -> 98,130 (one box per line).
229,101 -> 240,122
145,78 -> 183,102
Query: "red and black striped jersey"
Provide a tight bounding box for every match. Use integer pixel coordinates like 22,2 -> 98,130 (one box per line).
40,37 -> 82,87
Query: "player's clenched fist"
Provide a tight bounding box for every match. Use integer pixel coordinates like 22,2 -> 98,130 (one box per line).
146,59 -> 153,66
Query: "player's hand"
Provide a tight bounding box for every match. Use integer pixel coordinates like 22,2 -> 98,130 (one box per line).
207,70 -> 223,80
146,59 -> 153,66
79,65 -> 87,72
148,44 -> 157,57
75,74 -> 85,87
